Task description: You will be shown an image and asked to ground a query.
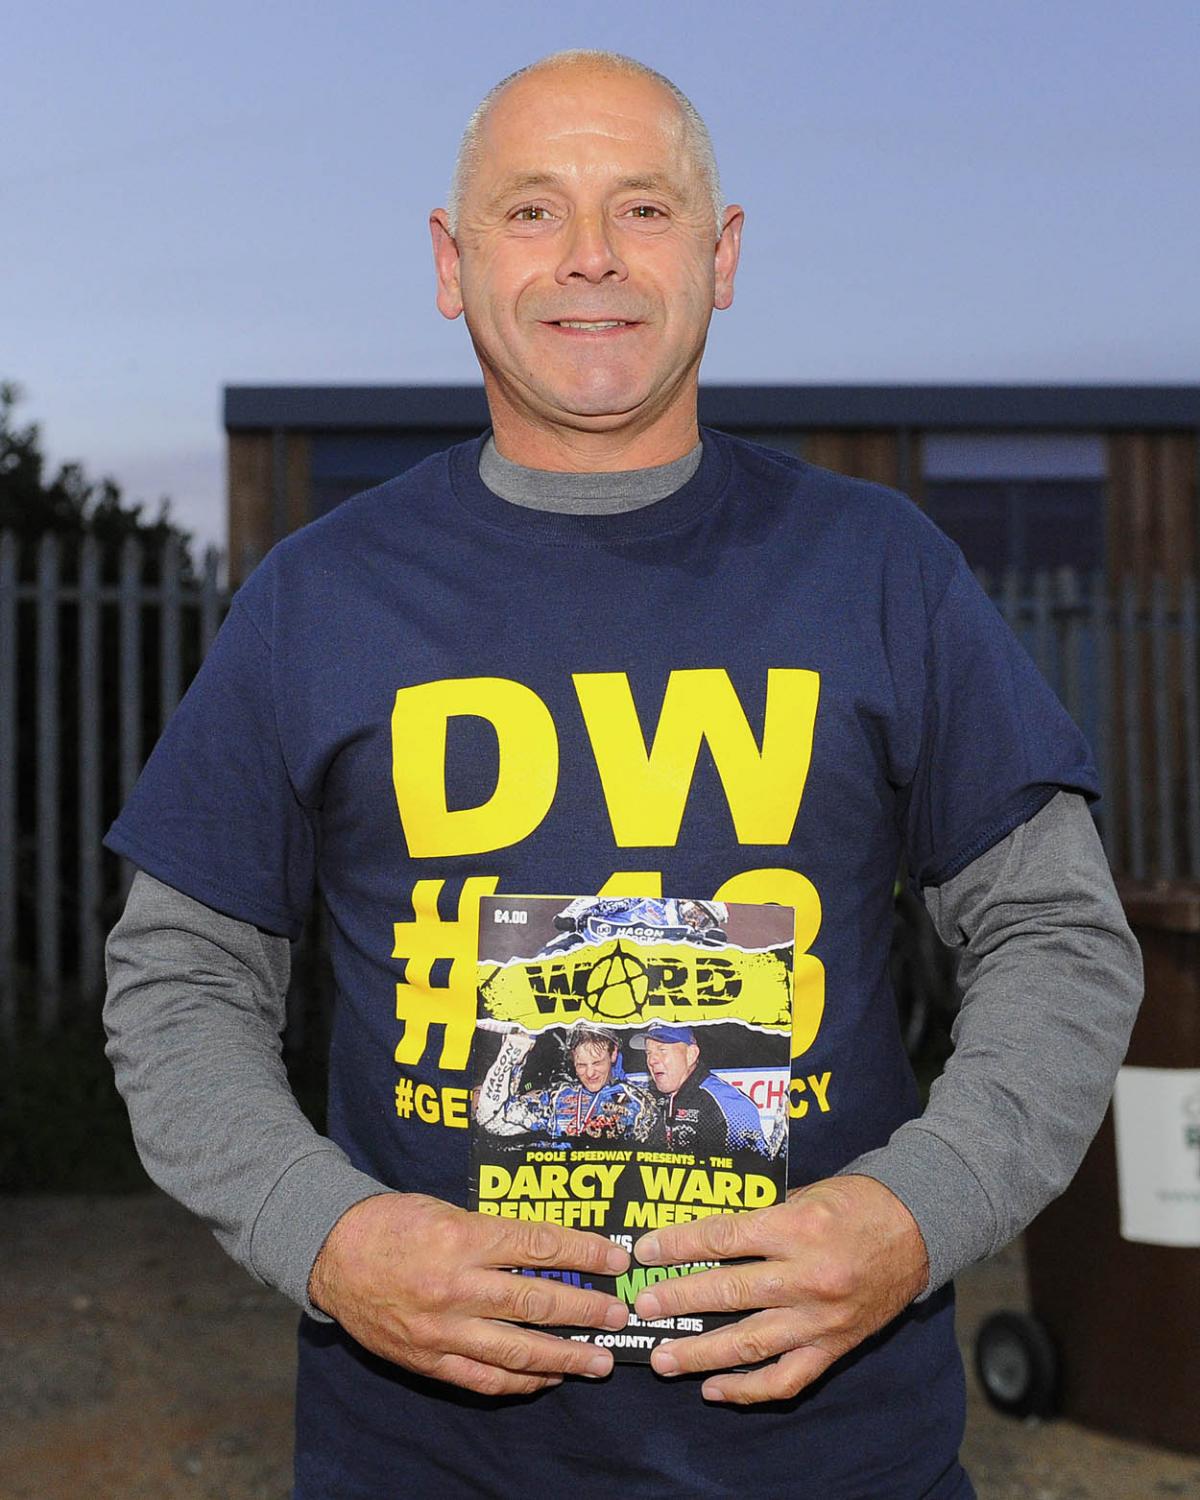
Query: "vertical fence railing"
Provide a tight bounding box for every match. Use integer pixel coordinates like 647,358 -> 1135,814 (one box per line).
0,530 -> 229,1040
0,532 -> 17,1037
160,534 -> 182,730
980,566 -> 1200,886
118,537 -> 143,848
1090,569 -> 1115,866
1118,580 -> 1146,881
78,535 -> 103,1004
201,547 -> 221,656
1182,579 -> 1200,875
36,535 -> 61,1029
1150,576 -> 1174,882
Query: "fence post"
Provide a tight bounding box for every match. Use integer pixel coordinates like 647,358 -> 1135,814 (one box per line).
1181,577 -> 1200,880
0,532 -> 17,1038
1001,568 -> 1022,631
1149,575 -> 1175,881
1057,566 -> 1083,724
78,534 -> 103,1002
1120,577 -> 1146,882
1090,568 -> 1116,865
1032,569 -> 1054,683
118,536 -> 143,901
201,546 -> 222,655
160,533 -> 182,730
36,533 -> 61,1030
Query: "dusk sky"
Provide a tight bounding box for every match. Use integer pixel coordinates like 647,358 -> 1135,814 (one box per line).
5,0 -> 1198,551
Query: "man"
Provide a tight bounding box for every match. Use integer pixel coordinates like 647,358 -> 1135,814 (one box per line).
103,49 -> 1141,1499
477,1024 -> 658,1142
632,1023 -> 768,1155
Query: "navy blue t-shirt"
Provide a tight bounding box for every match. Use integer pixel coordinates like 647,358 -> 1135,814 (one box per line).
106,428 -> 1097,1499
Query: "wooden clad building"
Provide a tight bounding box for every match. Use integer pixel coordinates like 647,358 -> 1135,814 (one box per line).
224,384 -> 1199,594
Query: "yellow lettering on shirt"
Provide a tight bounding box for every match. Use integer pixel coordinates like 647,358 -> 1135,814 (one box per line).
713,867 -> 825,1058
573,668 -> 820,847
391,676 -> 558,856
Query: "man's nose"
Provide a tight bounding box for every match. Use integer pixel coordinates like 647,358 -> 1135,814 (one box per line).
555,211 -> 628,284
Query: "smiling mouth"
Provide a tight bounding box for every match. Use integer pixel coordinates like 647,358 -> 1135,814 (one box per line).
548,320 -> 636,331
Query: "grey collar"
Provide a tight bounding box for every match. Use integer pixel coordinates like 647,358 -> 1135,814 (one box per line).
478,434 -> 704,514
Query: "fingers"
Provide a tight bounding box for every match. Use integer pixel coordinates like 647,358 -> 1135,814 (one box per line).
480,1215 -> 630,1276
649,1308 -> 801,1379
647,1309 -> 845,1404
360,1289 -> 620,1395
634,1205 -> 786,1269
398,1248 -> 627,1336
427,1351 -> 564,1399
633,1260 -> 786,1323
439,1320 -> 616,1388
476,1267 -> 629,1333
700,1344 -> 835,1405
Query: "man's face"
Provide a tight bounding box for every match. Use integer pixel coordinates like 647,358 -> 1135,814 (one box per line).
572,1041 -> 615,1093
644,1038 -> 700,1096
431,64 -> 742,449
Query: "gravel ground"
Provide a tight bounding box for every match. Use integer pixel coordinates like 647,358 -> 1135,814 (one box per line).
2,1193 -> 1198,1498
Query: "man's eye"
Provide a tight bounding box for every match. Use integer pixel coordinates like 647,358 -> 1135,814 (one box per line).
628,205 -> 665,218
512,205 -> 550,221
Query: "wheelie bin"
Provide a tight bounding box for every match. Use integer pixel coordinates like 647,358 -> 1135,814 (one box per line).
975,883 -> 1200,1453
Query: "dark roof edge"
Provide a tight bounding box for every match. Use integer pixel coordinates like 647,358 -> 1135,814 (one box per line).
223,383 -> 1200,432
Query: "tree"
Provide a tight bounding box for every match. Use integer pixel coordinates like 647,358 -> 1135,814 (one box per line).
0,381 -> 195,579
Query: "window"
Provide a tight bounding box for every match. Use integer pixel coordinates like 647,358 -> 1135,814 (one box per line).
922,433 -> 1105,577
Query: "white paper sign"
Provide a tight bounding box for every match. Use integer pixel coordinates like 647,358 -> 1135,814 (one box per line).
1112,1066 -> 1200,1246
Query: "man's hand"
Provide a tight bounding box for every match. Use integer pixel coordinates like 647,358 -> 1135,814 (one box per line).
631,1174 -> 929,1404
308,1193 -> 631,1397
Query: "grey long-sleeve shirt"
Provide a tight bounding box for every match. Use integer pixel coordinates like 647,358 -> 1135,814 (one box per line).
103,789 -> 1142,1319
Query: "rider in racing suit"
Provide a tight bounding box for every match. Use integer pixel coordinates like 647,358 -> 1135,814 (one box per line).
633,1023 -> 775,1157
476,1025 -> 659,1144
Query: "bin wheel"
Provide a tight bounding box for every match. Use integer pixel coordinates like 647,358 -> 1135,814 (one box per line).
974,1311 -> 1058,1419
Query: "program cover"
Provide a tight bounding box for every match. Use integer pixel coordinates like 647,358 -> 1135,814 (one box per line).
468,893 -> 794,1363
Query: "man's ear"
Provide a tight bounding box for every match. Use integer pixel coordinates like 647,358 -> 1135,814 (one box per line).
430,209 -> 463,320
713,204 -> 744,312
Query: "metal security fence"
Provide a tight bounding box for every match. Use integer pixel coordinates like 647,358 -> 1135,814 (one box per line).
1,531 -> 1198,1041
0,531 -> 228,1039
982,567 -> 1200,883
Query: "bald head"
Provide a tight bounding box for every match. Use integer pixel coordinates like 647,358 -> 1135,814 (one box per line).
427,49 -> 744,470
446,50 -> 724,237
